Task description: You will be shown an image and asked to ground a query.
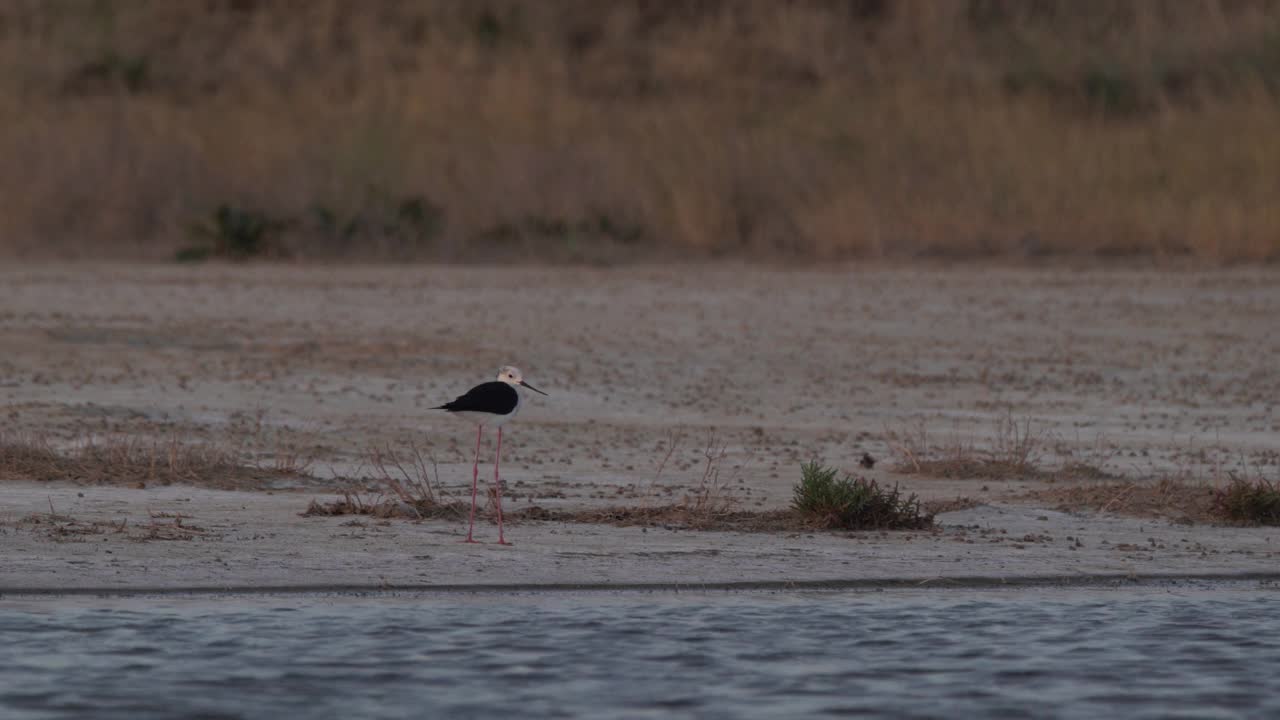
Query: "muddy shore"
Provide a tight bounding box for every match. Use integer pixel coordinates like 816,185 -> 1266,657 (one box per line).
2,264 -> 1277,591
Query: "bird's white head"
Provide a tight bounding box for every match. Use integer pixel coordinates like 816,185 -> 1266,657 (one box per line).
497,365 -> 548,395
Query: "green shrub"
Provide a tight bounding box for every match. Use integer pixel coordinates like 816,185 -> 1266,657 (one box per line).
792,461 -> 931,530
182,204 -> 288,261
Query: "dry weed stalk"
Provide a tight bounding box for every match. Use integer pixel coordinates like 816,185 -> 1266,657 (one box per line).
651,429 -> 681,487
990,412 -> 1048,474
883,420 -> 929,474
683,431 -> 740,520
367,441 -> 450,514
1055,431 -> 1123,480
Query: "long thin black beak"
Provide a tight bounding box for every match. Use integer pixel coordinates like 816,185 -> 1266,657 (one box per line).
520,380 -> 548,396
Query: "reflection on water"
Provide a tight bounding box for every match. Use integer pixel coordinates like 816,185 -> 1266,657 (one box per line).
2,586 -> 1279,719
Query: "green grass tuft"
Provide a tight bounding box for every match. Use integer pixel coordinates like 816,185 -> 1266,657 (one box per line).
792,461 -> 932,531
1213,475 -> 1280,525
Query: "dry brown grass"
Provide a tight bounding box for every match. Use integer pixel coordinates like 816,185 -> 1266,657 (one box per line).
17,498 -> 209,542
3,1 -> 1279,262
366,441 -> 455,515
0,432 -> 304,488
886,414 -> 1125,481
923,496 -> 981,515
1028,467 -> 1280,526
301,490 -> 467,520
302,442 -> 465,519
887,414 -> 1056,480
1029,477 -> 1219,524
18,510 -> 116,543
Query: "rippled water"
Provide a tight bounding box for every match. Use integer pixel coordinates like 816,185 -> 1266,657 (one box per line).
2,585 -> 1279,719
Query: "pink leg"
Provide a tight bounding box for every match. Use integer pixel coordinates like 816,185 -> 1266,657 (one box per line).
461,424 -> 483,543
493,427 -> 510,545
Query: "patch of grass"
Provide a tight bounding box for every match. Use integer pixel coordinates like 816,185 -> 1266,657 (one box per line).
174,246 -> 213,263
137,512 -> 207,541
394,195 -> 445,243
1213,474 -> 1280,526
262,445 -> 315,477
1028,476 -> 1227,524
19,510 -> 111,543
65,52 -> 151,95
1080,65 -> 1147,118
302,442 -> 465,520
475,213 -> 647,263
17,500 -> 206,543
924,496 -> 981,515
0,432 -> 303,489
302,491 -> 457,520
472,7 -> 525,49
301,490 -> 466,522
0,434 -> 65,480
791,461 -> 931,530
365,442 -> 459,520
302,192 -> 445,257
7,3 -> 1280,262
183,204 -> 290,261
886,415 -> 1051,480
1004,62 -> 1151,118
307,205 -> 363,246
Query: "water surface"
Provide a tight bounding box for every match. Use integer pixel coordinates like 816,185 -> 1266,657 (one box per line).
3,584 -> 1278,719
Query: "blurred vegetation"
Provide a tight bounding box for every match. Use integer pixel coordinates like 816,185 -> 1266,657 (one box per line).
2,0 -> 1279,263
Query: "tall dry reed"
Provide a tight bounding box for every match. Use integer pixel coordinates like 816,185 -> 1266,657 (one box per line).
2,0 -> 1278,262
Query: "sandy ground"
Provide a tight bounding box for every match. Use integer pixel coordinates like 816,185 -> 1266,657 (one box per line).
2,263 -> 1278,591
3,481 -> 1279,591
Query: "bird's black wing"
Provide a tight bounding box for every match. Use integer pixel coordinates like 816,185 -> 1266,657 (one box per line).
433,382 -> 518,414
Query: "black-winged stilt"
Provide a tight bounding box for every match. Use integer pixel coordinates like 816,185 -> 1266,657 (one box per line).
433,365 -> 547,544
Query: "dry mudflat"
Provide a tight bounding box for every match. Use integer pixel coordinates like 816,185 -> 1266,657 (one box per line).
1,263 -> 1278,592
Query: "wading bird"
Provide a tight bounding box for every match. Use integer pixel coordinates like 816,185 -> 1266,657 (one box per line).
433,366 -> 547,544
